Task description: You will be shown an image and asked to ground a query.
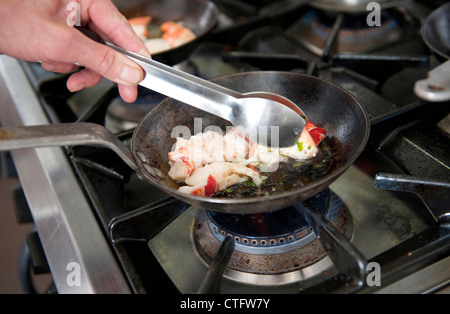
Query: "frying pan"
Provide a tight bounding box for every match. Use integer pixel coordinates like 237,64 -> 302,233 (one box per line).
414,3 -> 450,102
112,0 -> 218,65
0,72 -> 369,214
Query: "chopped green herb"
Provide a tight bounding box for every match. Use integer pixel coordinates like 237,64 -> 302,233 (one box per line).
225,188 -> 233,193
296,141 -> 303,151
264,192 -> 270,196
293,161 -> 302,167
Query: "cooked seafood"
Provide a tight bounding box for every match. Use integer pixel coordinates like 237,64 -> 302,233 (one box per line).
168,122 -> 326,197
129,16 -> 196,55
278,121 -> 326,160
178,162 -> 262,197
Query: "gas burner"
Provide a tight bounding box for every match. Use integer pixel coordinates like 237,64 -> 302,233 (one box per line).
287,8 -> 405,56
206,189 -> 331,250
193,190 -> 351,284
104,87 -> 165,133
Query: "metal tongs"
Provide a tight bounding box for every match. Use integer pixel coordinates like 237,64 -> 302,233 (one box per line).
77,28 -> 307,148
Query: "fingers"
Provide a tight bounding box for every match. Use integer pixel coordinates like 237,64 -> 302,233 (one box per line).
41,61 -> 78,74
65,0 -> 150,102
118,84 -> 139,103
68,27 -> 143,83
66,67 -> 102,92
60,26 -> 145,104
67,69 -> 138,103
57,0 -> 151,102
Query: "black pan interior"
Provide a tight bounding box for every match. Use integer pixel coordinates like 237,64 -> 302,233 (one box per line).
131,72 -> 369,214
112,0 -> 218,65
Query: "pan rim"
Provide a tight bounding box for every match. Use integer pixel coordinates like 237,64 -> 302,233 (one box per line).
421,2 -> 450,61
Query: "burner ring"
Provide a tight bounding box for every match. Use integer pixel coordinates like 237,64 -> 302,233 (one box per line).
206,189 -> 330,252
216,224 -> 313,246
208,220 -> 314,253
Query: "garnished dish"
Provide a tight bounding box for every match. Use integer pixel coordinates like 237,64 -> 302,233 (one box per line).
168,121 -> 328,198
129,16 -> 196,55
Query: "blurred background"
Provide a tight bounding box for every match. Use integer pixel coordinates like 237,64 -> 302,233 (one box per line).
0,165 -> 52,294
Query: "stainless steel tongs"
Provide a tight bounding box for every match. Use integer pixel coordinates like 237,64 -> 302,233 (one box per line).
77,28 -> 307,148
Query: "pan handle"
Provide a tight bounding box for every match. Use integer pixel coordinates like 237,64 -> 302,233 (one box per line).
414,60 -> 450,102
0,122 -> 138,171
374,173 -> 450,223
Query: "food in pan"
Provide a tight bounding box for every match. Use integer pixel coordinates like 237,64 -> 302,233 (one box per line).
129,16 -> 196,55
254,121 -> 327,169
168,121 -> 327,197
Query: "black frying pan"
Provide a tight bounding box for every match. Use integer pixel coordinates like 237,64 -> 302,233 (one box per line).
131,72 -> 370,213
414,3 -> 450,102
0,72 -> 369,214
112,0 -> 218,65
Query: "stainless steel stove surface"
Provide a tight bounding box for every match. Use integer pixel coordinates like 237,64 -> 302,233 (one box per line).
0,0 -> 449,295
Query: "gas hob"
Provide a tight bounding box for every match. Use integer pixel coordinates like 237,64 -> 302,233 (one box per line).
0,0 -> 449,294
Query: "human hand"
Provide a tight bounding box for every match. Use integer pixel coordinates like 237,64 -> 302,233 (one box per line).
0,0 -> 151,103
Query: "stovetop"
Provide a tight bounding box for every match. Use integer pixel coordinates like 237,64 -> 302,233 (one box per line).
0,0 -> 449,294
